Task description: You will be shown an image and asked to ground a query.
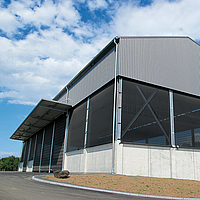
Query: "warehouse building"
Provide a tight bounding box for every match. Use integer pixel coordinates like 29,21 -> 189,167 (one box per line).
11,36 -> 200,180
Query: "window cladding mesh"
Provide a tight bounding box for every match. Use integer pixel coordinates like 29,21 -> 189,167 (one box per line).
33,130 -> 43,171
41,123 -> 53,171
20,143 -> 26,162
51,114 -> 66,171
174,92 -> 200,148
194,128 -> 200,148
121,79 -> 170,146
23,139 -> 30,171
67,101 -> 87,151
175,130 -> 192,147
87,83 -> 114,148
29,134 -> 36,161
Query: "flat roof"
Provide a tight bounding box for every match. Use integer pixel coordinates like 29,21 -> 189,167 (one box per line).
10,99 -> 71,141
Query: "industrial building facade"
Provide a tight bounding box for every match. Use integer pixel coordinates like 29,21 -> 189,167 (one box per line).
11,37 -> 200,180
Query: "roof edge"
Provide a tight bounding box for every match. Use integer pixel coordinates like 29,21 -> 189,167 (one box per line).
10,98 -> 72,141
53,36 -> 200,101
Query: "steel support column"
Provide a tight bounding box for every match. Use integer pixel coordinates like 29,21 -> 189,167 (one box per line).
112,37 -> 119,174
116,77 -> 123,140
62,112 -> 70,171
169,90 -> 175,147
49,121 -> 55,173
84,98 -> 90,148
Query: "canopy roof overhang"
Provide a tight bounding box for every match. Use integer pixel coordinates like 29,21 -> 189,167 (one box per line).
10,99 -> 72,141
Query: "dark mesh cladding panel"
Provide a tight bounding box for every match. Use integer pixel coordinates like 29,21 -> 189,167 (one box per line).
121,79 -> 170,146
20,143 -> 26,162
67,101 -> 87,151
23,139 -> 30,172
41,123 -> 53,172
29,134 -> 36,161
33,130 -> 43,172
194,128 -> 200,148
51,114 -> 66,171
87,83 -> 114,148
174,92 -> 200,148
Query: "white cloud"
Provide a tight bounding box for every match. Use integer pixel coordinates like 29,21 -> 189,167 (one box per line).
0,8 -> 22,34
0,0 -> 200,106
87,0 -> 108,11
110,0 -> 200,39
0,28 -> 108,105
0,151 -> 20,158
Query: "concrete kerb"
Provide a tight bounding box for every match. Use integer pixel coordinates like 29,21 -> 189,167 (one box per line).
32,175 -> 200,200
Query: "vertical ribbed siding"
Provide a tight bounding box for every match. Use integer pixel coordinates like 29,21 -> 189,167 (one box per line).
29,134 -> 36,161
33,130 -> 43,172
199,44 -> 200,96
118,37 -> 200,97
41,123 -> 53,172
51,114 -> 66,171
23,139 -> 30,172
20,143 -> 25,162
68,47 -> 116,106
58,93 -> 66,104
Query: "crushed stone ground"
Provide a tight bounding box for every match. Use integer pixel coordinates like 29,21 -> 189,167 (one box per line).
45,174 -> 200,198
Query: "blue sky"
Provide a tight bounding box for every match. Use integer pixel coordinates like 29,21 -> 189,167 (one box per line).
0,0 -> 200,158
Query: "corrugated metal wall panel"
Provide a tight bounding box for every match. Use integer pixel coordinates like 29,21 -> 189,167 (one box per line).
23,139 -> 30,172
51,114 -> 66,171
33,130 -> 43,172
29,134 -> 36,161
20,143 -> 25,162
68,47 -> 115,106
41,123 -> 53,172
118,37 -> 200,97
58,93 -> 66,104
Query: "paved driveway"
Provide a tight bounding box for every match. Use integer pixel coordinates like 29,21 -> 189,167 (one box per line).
0,172 -> 172,200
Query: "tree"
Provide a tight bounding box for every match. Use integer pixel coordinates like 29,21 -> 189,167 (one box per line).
0,156 -> 19,171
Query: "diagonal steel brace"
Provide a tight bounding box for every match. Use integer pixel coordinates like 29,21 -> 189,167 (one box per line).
122,89 -> 157,138
136,85 -> 170,143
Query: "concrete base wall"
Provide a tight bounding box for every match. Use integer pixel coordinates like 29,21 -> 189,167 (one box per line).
26,160 -> 34,172
64,143 -> 112,173
18,162 -> 23,172
115,143 -> 200,181
22,141 -> 200,181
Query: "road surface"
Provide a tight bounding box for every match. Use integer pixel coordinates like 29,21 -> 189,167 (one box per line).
0,172 -> 173,200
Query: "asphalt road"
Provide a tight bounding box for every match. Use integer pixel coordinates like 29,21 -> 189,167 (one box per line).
0,172 -> 174,200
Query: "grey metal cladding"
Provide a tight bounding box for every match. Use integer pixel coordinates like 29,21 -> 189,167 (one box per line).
58,93 -> 66,104
118,37 -> 200,97
68,47 -> 116,106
